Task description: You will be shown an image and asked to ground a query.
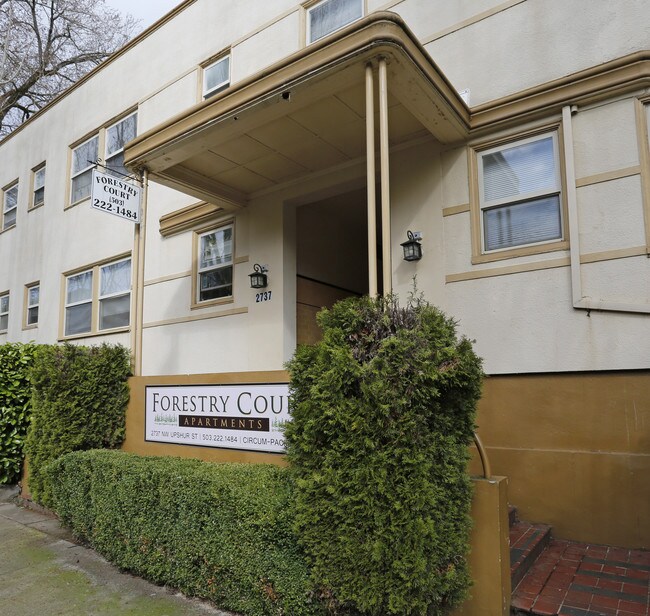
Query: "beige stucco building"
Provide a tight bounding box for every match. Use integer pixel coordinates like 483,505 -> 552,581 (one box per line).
1,0 -> 648,550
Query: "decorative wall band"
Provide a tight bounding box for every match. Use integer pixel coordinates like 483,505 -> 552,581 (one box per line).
575,166 -> 641,188
446,257 -> 570,283
579,246 -> 648,264
143,306 -> 248,330
442,203 -> 470,217
144,271 -> 192,287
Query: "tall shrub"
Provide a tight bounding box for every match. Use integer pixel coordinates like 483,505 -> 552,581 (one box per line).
25,343 -> 131,506
285,294 -> 483,616
0,342 -> 39,484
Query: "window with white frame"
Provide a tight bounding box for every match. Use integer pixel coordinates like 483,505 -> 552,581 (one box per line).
203,56 -> 230,99
196,225 -> 233,303
105,113 -> 137,178
3,182 -> 18,230
477,132 -> 563,252
307,0 -> 363,43
26,283 -> 39,327
70,135 -> 99,204
0,293 -> 8,332
64,257 -> 131,337
32,165 -> 45,208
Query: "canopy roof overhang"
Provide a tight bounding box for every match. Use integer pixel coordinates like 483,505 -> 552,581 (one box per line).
124,12 -> 471,210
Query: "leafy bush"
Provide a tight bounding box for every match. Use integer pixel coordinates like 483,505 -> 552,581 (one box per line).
285,294 -> 483,615
47,450 -> 324,616
0,342 -> 40,484
25,343 -> 130,506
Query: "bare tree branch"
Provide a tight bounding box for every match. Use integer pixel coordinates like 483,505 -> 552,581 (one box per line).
0,0 -> 139,137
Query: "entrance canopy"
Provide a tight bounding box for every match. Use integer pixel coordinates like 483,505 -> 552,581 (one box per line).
124,12 -> 470,211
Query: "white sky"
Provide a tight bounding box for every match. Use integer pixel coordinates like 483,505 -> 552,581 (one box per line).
104,0 -> 183,31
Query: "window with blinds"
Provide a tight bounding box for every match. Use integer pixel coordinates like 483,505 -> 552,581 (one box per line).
478,132 -> 562,252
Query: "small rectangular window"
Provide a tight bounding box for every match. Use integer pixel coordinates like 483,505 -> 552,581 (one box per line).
3,182 -> 18,230
32,166 -> 45,208
203,56 -> 230,99
197,225 -> 233,303
477,132 -> 563,252
65,270 -> 93,336
71,136 -> 99,204
105,113 -> 137,178
0,293 -> 9,332
307,0 -> 363,43
26,284 -> 39,326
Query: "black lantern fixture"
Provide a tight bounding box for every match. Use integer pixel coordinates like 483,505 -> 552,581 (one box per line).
401,230 -> 422,262
249,263 -> 268,289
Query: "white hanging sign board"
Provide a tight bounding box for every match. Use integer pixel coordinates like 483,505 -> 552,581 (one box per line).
90,169 -> 141,223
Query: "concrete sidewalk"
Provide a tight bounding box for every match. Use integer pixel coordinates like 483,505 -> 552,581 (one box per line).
0,486 -> 231,616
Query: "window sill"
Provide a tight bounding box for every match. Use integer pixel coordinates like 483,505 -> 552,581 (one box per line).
28,203 -> 44,212
65,197 -> 90,211
191,296 -> 234,311
22,324 -> 38,331
0,224 -> 16,234
59,326 -> 130,342
471,240 -> 569,265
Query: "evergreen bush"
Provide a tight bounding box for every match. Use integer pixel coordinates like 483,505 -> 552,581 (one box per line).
0,342 -> 39,484
25,343 -> 131,506
285,294 -> 483,615
47,450 -> 324,616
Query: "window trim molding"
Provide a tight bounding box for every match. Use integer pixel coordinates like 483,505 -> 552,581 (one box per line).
29,163 -> 46,211
468,122 -> 570,264
191,219 -> 235,310
23,281 -> 40,330
0,290 -> 9,334
2,180 -> 19,232
201,52 -> 231,100
303,0 -> 366,45
59,252 -> 132,340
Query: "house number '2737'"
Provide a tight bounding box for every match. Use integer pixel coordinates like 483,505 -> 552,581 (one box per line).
256,291 -> 272,303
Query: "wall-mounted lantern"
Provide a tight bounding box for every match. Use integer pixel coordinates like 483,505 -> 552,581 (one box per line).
401,230 -> 422,262
249,263 -> 268,289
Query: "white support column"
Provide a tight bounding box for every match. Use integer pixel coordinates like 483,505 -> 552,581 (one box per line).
365,63 -> 378,297
131,168 -> 149,376
379,57 -> 392,295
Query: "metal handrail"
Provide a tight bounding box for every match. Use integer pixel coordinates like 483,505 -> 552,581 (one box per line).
473,431 -> 492,480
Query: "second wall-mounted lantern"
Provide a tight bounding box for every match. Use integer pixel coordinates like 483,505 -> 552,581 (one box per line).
401,230 -> 423,262
249,263 -> 269,289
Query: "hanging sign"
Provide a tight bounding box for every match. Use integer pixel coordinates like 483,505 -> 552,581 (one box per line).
145,383 -> 290,453
90,169 -> 141,223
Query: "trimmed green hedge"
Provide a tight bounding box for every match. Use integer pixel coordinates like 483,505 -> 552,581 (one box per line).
0,343 -> 40,484
285,294 -> 483,615
47,450 -> 324,616
25,343 -> 131,506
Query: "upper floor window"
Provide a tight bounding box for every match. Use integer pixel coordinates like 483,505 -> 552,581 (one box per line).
25,283 -> 39,327
71,135 -> 99,205
307,0 -> 363,43
0,292 -> 9,332
3,182 -> 18,230
477,132 -> 563,253
194,224 -> 233,306
106,112 -> 138,178
203,55 -> 230,99
64,256 -> 131,337
32,165 -> 46,209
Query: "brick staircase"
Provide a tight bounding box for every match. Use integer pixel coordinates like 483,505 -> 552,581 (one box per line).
509,507 -> 650,616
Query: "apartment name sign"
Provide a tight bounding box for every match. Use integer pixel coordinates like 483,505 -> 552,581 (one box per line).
91,169 -> 141,223
145,383 -> 290,453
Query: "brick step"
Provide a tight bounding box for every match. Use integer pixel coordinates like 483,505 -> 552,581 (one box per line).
511,521 -> 553,590
511,539 -> 650,616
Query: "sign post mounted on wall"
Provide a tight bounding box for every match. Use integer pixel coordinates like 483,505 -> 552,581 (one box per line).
145,383 -> 290,454
90,168 -> 141,223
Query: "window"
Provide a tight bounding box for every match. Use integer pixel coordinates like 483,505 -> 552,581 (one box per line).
32,165 -> 45,208
0,293 -> 8,332
25,283 -> 39,327
203,56 -> 230,99
71,135 -> 98,204
64,257 -> 131,337
105,113 -> 137,178
307,0 -> 363,43
477,132 -> 563,253
3,182 -> 18,230
194,225 -> 233,306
